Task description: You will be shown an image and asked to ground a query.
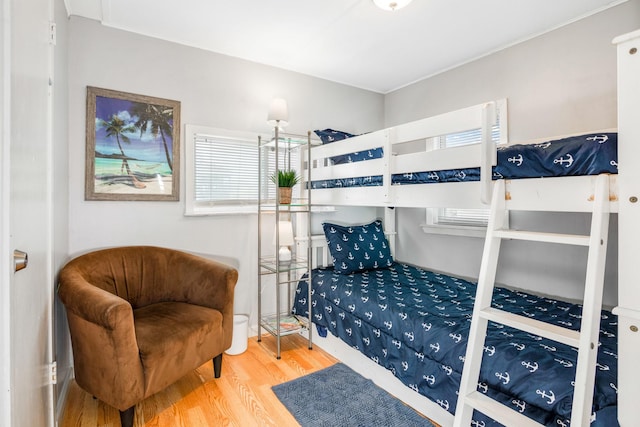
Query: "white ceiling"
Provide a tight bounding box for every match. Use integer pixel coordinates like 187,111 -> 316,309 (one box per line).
65,0 -> 625,94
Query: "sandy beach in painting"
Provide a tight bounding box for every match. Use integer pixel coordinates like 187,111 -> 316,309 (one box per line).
94,174 -> 173,195
93,156 -> 173,195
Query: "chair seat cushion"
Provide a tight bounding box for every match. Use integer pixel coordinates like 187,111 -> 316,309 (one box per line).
133,301 -> 224,396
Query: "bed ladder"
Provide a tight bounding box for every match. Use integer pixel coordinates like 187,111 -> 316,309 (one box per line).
453,174 -> 610,427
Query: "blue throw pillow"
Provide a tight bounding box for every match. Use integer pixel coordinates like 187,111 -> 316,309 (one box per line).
313,129 -> 384,165
322,220 -> 394,274
314,128 -> 357,144
314,128 -> 357,165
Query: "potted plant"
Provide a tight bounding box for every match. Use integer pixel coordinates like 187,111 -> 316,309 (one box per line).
271,169 -> 300,204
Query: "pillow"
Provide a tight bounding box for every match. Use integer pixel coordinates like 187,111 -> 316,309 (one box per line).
313,128 -> 383,165
314,128 -> 358,165
322,219 -> 394,274
314,128 -> 357,144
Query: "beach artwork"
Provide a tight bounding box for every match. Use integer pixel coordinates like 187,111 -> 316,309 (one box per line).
85,87 -> 180,201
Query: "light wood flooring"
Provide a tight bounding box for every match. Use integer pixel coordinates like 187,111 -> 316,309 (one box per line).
60,334 -> 337,427
60,333 -> 439,427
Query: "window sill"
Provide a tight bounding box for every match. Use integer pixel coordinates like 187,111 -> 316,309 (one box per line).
184,204 -> 338,217
185,205 -> 257,216
420,224 -> 487,238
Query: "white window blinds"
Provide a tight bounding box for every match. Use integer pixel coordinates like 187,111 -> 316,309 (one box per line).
194,134 -> 259,204
185,125 -> 263,215
443,122 -> 502,147
185,125 -> 302,215
435,207 -> 490,226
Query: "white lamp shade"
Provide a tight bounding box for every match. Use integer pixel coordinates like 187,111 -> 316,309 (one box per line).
273,221 -> 295,246
273,220 -> 294,262
267,98 -> 289,127
373,0 -> 413,11
278,246 -> 292,263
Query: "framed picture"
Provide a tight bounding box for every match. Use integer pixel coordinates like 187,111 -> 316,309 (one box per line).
85,86 -> 180,201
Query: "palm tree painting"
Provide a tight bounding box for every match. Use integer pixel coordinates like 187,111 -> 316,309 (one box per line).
131,103 -> 175,173
85,87 -> 180,201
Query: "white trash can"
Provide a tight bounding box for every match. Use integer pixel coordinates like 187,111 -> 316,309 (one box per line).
225,314 -> 249,355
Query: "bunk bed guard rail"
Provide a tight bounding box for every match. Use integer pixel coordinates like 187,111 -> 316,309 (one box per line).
306,101 -> 499,207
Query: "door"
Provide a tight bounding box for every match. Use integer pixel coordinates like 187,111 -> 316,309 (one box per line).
0,0 -> 55,425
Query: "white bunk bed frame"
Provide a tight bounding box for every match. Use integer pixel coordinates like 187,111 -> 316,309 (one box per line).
308,101 -> 616,213
611,28 -> 640,427
294,29 -> 639,427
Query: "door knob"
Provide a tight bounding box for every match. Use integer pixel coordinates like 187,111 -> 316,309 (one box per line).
14,250 -> 28,272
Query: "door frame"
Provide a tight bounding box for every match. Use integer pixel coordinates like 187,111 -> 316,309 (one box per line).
0,0 -> 12,424
0,0 -> 57,424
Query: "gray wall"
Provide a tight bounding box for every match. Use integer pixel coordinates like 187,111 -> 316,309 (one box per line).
66,17 -> 383,332
386,1 -> 640,306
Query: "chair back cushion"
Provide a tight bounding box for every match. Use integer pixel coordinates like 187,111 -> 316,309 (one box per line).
62,246 -> 231,309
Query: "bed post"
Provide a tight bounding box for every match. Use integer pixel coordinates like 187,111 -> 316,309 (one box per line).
480,102 -> 496,205
383,127 -> 394,205
384,207 -> 397,258
383,124 -> 397,256
613,29 -> 640,427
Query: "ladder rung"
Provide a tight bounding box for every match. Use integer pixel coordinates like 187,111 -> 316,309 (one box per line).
464,391 -> 545,427
493,230 -> 590,246
480,307 -> 580,347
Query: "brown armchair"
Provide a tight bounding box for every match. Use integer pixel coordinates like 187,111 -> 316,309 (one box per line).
58,246 -> 238,427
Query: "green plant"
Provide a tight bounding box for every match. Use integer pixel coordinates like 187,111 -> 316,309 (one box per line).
271,169 -> 300,188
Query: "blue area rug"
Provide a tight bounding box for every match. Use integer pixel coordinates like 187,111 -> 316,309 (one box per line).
272,363 -> 435,427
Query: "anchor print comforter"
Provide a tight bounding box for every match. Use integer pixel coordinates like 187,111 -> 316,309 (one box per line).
292,263 -> 618,427
309,132 -> 617,190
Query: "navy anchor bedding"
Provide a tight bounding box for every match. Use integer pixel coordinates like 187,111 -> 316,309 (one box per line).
394,132 -> 617,185
309,132 -> 617,190
314,128 -> 383,165
291,263 -> 618,427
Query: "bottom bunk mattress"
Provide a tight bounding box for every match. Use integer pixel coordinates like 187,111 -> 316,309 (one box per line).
291,263 -> 618,427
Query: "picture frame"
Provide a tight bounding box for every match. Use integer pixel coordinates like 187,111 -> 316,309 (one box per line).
85,86 -> 181,201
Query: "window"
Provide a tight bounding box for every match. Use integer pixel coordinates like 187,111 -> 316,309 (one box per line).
423,99 -> 508,236
185,125 -> 261,215
185,125 -> 303,215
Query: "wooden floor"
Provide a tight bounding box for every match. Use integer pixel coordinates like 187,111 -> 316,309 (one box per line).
60,334 -> 338,427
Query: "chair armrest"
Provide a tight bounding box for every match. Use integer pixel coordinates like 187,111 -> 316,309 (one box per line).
58,269 -> 133,330
57,268 -> 145,410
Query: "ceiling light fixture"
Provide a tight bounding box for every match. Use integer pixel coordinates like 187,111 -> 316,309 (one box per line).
373,0 -> 413,11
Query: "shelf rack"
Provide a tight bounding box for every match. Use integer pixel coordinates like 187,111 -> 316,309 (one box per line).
257,130 -> 315,358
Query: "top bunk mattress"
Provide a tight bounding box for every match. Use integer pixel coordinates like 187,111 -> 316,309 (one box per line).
310,132 -> 617,189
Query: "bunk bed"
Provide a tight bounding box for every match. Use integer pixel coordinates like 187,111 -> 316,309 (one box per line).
290,29 -> 639,427
306,101 -> 617,213
293,125 -> 618,427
